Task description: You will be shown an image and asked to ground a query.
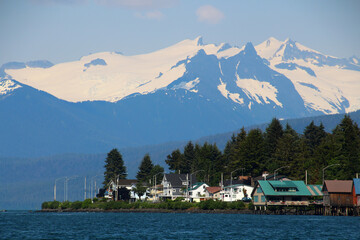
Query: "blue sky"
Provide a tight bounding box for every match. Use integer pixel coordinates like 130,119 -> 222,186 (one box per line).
0,0 -> 359,66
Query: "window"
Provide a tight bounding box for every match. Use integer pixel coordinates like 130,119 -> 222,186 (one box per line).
261,195 -> 265,202
254,196 -> 258,202
257,187 -> 262,193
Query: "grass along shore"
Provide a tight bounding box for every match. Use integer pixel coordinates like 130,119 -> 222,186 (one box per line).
41,198 -> 252,212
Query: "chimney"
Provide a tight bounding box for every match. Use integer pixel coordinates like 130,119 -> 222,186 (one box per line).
262,171 -> 269,180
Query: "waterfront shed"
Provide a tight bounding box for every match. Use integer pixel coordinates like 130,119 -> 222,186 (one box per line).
322,180 -> 353,207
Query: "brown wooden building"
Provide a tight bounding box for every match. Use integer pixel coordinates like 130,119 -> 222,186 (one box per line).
323,180 -> 354,216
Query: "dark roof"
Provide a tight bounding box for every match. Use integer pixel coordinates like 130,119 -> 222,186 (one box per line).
118,179 -> 138,186
164,174 -> 196,187
324,180 -> 353,193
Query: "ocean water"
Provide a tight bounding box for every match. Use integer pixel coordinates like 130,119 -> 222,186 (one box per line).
0,211 -> 359,239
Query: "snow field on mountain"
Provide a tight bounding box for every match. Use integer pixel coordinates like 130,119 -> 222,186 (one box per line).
4,36 -> 360,115
0,79 -> 22,95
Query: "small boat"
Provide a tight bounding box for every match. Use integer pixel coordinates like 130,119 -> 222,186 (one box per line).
0,210 -> 6,212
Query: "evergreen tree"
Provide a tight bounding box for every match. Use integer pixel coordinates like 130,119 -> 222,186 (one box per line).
264,118 -> 284,168
275,123 -> 300,178
136,154 -> 154,183
103,148 -> 127,187
303,121 -> 327,154
133,182 -> 147,201
165,149 -> 183,173
242,129 -> 265,176
182,141 -> 195,174
331,115 -> 360,179
150,164 -> 165,185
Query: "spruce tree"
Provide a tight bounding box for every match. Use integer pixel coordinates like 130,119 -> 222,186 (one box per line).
150,164 -> 164,185
136,154 -> 154,183
165,149 -> 183,173
182,141 -> 195,174
242,129 -> 265,176
264,118 -> 284,167
103,148 -> 127,187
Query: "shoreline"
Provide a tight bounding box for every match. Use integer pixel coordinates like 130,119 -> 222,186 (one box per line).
38,208 -> 320,215
38,208 -> 255,214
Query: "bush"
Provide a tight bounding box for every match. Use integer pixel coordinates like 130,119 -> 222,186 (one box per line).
228,201 -> 245,210
41,201 -> 50,209
71,201 -> 82,210
49,201 -> 60,209
82,199 -> 92,209
60,201 -> 71,209
247,202 -> 254,210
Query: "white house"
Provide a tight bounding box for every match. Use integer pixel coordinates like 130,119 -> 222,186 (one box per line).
188,182 -> 209,202
221,184 -> 254,202
161,173 -> 196,200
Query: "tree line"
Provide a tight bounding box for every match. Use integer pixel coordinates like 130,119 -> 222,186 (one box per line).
103,115 -> 360,188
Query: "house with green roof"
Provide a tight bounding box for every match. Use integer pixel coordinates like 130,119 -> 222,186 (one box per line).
187,182 -> 209,202
251,180 -> 312,209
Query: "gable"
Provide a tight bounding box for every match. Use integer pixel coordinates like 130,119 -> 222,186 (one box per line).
324,180 -> 353,193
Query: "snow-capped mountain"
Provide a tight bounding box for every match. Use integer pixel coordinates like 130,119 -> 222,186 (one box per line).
1,37 -> 359,157
255,37 -> 360,114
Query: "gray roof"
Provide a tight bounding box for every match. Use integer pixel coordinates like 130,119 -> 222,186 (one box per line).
164,173 -> 196,187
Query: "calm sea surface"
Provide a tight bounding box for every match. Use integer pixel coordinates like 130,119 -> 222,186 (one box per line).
0,211 -> 359,239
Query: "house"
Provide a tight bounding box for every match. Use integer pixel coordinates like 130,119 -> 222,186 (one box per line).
323,180 -> 354,216
251,180 -> 311,210
148,184 -> 163,202
353,178 -> 360,207
117,179 -> 149,201
221,184 -> 254,202
160,173 -> 196,200
188,182 -> 209,202
206,186 -> 222,200
323,180 -> 353,207
107,179 -> 149,201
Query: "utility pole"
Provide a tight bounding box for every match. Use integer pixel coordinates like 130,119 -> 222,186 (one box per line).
54,177 -> 65,201
84,176 -> 87,200
230,168 -> 243,202
221,173 -> 224,201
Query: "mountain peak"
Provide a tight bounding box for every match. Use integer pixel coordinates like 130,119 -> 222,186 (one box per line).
265,37 -> 281,46
243,42 -> 257,56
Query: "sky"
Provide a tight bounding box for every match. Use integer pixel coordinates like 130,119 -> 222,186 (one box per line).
0,0 -> 359,66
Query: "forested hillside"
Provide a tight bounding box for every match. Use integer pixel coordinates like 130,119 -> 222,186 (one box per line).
164,115 -> 360,185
